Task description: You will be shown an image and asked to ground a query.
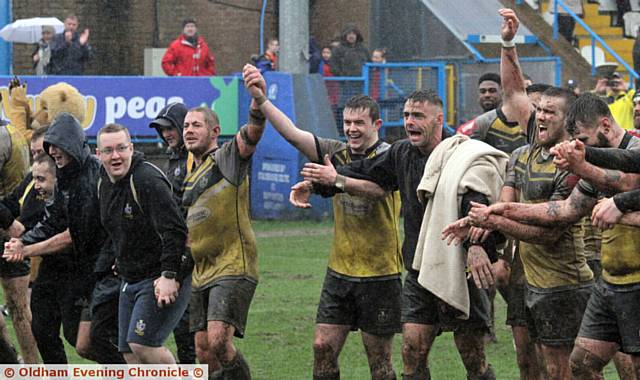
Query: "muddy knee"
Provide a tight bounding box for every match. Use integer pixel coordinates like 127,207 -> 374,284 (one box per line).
570,347 -> 606,378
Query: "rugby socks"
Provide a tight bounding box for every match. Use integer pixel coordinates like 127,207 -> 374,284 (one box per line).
402,367 -> 431,380
313,371 -> 340,380
467,364 -> 496,380
222,350 -> 252,380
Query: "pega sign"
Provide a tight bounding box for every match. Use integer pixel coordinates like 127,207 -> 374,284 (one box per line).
0,75 -> 239,136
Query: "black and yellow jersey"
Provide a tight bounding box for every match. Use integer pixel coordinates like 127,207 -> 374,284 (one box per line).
506,144 -> 593,288
577,133 -> 640,285
315,137 -> 402,280
469,108 -> 528,154
182,138 -> 258,289
0,124 -> 29,197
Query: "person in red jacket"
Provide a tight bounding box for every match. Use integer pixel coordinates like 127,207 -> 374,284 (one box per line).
162,18 -> 216,77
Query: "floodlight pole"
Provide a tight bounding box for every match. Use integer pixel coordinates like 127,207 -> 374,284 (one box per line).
279,0 -> 309,74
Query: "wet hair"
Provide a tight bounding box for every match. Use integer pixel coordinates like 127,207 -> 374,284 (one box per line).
526,83 -> 552,95
478,73 -> 501,87
565,92 -> 612,135
31,126 -> 49,141
97,123 -> 131,146
344,95 -> 380,122
32,152 -> 56,174
541,86 -> 577,114
188,106 -> 220,128
406,89 -> 443,108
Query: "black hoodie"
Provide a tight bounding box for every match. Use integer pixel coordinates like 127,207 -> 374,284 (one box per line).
149,102 -> 191,203
329,24 -> 370,77
99,151 -> 187,283
21,112 -> 109,288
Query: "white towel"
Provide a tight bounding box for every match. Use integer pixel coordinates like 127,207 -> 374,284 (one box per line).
413,134 -> 508,319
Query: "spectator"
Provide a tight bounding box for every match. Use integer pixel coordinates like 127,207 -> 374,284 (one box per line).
592,71 -> 627,104
162,18 -> 216,77
308,37 -> 322,74
329,24 -> 369,77
370,48 -> 387,101
320,46 -> 339,109
48,15 -> 92,75
253,37 -> 278,74
555,0 -> 584,45
32,25 -> 54,75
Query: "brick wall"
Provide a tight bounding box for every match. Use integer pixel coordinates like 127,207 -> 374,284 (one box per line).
310,0 -> 371,50
11,0 -> 278,75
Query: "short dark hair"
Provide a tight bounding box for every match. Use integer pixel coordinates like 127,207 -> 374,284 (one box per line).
183,17 -> 196,27
406,89 -> 443,108
478,73 -> 501,87
566,93 -> 612,135
526,83 -> 552,95
188,106 -> 220,128
31,126 -> 49,141
97,123 -> 131,146
32,152 -> 56,174
344,95 -> 380,122
541,86 -> 577,114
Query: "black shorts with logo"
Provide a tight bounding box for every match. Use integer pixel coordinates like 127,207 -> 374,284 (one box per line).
402,271 -> 491,334
189,277 -> 257,338
316,270 -> 402,336
525,281 -> 593,346
579,279 -> 640,354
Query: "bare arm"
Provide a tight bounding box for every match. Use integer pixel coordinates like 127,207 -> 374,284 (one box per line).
343,177 -> 386,199
499,8 -> 535,130
500,187 -> 595,226
243,65 -> 317,160
552,140 -> 640,193
237,64 -> 268,159
301,156 -> 386,200
25,229 -> 72,257
483,213 -> 566,245
618,212 -> 640,227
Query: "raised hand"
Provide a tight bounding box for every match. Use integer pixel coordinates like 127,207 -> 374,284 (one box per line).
242,64 -> 266,99
499,8 -> 520,42
79,29 -> 90,45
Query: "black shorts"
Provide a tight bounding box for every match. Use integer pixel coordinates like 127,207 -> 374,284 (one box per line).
316,271 -> 402,336
506,283 -> 527,327
189,277 -> 257,338
579,279 -> 640,354
402,271 -> 491,333
0,257 -> 30,279
587,260 -> 602,282
525,281 -> 593,346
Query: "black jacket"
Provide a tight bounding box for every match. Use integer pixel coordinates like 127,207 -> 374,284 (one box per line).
329,25 -> 370,77
21,113 -> 108,284
99,152 -> 187,283
149,103 -> 191,203
48,32 -> 92,75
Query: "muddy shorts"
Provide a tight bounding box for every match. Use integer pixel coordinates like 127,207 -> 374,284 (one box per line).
402,271 -> 491,334
579,279 -> 640,354
189,277 -> 257,338
525,281 -> 593,346
316,270 -> 402,335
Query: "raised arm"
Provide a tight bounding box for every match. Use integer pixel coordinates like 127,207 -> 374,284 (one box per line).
499,8 -> 535,131
242,65 -> 318,161
236,64 -> 268,159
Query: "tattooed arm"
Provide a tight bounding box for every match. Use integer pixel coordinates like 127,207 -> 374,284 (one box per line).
584,146 -> 640,173
482,213 -> 567,245
568,159 -> 640,194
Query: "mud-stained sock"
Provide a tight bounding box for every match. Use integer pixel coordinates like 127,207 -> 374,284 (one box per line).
222,350 -> 251,380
